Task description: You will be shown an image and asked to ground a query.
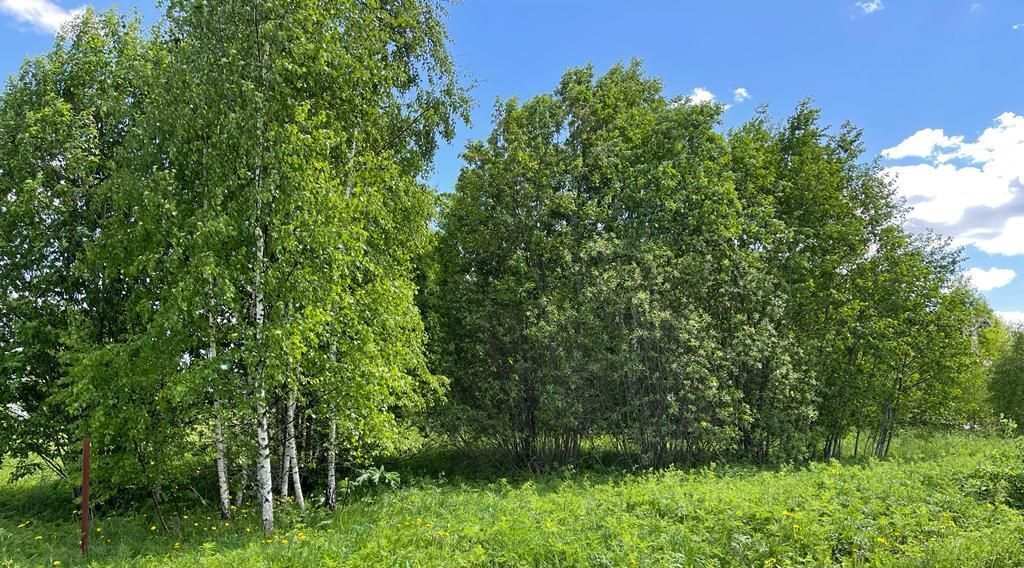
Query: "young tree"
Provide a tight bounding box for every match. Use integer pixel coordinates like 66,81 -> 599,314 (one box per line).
0,9 -> 148,481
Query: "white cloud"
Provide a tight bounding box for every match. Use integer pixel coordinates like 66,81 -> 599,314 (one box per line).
1014,23 -> 1023,31
997,311 -> 1024,328
856,0 -> 884,14
881,128 -> 964,160
733,88 -> 750,103
883,112 -> 1024,256
688,87 -> 716,105
970,3 -> 982,13
964,267 -> 1017,291
0,0 -> 84,34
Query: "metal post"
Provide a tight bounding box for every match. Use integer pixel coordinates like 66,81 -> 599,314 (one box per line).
81,437 -> 90,557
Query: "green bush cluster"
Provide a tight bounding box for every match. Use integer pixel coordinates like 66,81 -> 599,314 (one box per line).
425,62 -> 1003,471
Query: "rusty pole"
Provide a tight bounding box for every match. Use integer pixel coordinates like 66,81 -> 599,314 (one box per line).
81,437 -> 90,557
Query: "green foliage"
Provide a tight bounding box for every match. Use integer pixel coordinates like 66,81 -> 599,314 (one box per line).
990,331 -> 1024,429
427,61 -> 988,469
964,437 -> 1024,510
0,9 -> 149,482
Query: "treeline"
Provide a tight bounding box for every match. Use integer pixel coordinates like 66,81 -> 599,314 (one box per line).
422,63 -> 1009,471
0,1 -> 1014,537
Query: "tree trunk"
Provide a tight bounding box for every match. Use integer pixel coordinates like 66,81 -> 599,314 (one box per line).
214,402 -> 231,520
874,397 -> 895,459
255,393 -> 274,534
326,417 -> 337,511
279,406 -> 290,498
234,465 -> 249,507
286,384 -> 305,510
254,224 -> 274,535
209,321 -> 231,521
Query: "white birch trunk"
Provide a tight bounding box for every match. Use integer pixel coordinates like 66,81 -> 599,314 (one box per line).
210,317 -> 232,521
279,425 -> 290,498
326,417 -> 337,510
214,402 -> 231,520
254,224 -> 274,535
286,385 -> 304,509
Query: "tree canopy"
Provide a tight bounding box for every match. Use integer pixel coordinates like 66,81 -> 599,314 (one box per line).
426,62 -> 997,470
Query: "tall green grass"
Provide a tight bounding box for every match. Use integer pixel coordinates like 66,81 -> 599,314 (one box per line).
2,432 -> 1022,567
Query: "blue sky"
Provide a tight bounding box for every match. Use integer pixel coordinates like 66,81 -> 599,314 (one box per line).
2,0 -> 1023,322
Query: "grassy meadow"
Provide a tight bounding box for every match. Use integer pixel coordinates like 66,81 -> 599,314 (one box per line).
2,432 -> 1023,567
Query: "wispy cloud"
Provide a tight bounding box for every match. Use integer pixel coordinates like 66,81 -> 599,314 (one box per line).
1014,23 -> 1023,31
733,88 -> 750,103
856,0 -> 884,14
0,0 -> 84,34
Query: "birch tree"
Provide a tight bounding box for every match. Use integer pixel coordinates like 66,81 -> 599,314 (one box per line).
116,0 -> 465,532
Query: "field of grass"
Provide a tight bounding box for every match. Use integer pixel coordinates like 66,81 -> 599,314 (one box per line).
2,432 -> 1023,567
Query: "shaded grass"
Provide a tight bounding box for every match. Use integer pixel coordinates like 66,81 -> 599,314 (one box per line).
1,432 -> 1022,567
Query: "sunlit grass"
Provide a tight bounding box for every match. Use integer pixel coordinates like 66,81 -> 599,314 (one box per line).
2,432 -> 1022,567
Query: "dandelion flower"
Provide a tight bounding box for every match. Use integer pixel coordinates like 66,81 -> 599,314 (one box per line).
35,535 -> 44,540
150,525 -> 157,531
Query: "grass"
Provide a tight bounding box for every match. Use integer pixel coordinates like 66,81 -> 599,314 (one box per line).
2,432 -> 1023,567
